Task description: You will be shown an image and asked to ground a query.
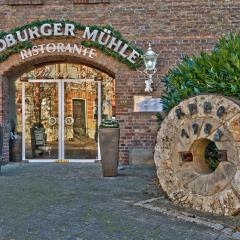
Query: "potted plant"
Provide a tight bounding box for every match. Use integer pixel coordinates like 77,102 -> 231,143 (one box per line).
99,119 -> 120,177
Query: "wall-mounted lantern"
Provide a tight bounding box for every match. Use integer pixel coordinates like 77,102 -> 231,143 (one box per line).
142,43 -> 158,93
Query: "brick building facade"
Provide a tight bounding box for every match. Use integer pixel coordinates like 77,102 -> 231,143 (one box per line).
0,0 -> 239,164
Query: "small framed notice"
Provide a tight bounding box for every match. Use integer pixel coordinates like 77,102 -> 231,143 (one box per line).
134,96 -> 163,112
34,129 -> 45,146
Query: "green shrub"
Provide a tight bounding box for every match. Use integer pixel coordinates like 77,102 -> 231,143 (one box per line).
99,119 -> 119,128
161,32 -> 240,117
205,141 -> 220,171
159,33 -> 240,170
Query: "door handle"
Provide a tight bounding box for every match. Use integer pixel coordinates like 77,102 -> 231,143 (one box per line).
48,117 -> 57,126
65,117 -> 74,125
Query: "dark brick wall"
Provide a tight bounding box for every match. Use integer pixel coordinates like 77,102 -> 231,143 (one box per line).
0,0 -> 239,163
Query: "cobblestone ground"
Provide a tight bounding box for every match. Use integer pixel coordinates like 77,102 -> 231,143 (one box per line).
0,163 -> 231,240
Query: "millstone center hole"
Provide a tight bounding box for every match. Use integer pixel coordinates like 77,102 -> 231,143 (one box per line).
191,139 -> 222,174
204,141 -> 220,172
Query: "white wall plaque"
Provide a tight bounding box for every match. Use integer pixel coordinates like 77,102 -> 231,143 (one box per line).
134,96 -> 163,112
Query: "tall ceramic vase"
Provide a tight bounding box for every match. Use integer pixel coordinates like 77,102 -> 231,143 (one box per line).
99,128 -> 120,177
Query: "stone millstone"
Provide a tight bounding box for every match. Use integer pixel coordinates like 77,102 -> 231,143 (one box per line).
154,94 -> 240,216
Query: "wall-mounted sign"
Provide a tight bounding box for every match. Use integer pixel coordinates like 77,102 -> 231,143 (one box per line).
20,42 -> 97,60
83,27 -> 140,64
0,23 -> 75,52
134,95 -> 163,112
0,20 -> 142,68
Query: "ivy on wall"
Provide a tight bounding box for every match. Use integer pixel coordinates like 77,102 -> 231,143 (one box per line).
160,33 -> 240,117
0,41 -> 33,62
0,19 -> 143,69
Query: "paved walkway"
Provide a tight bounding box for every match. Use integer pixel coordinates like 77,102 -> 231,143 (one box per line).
0,163 -> 233,240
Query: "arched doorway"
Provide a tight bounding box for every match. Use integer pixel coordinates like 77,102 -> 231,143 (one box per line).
10,63 -> 115,162
0,20 -> 141,164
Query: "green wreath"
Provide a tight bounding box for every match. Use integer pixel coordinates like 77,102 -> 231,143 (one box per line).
0,19 -> 143,69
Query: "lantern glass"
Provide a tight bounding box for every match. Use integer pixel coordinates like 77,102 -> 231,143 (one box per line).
143,44 -> 157,71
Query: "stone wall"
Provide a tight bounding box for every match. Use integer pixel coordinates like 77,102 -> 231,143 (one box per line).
0,0 -> 239,163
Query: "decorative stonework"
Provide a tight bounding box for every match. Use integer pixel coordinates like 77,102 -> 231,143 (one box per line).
154,94 -> 240,216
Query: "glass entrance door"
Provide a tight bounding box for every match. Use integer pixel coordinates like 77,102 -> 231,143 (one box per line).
64,81 -> 101,160
22,79 -> 101,162
23,81 -> 59,160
